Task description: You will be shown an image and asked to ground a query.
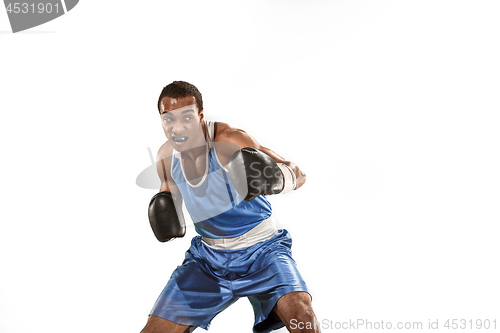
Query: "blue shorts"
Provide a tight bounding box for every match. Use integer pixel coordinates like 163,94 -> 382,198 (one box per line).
150,229 -> 309,333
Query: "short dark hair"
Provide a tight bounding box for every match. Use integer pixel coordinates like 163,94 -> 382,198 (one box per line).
157,81 -> 203,114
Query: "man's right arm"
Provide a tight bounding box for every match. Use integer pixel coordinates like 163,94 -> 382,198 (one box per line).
147,144 -> 186,242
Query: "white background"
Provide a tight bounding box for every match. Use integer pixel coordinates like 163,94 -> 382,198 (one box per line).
1,1 -> 499,332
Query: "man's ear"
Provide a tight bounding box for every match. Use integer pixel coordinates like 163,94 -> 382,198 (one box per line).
199,108 -> 205,121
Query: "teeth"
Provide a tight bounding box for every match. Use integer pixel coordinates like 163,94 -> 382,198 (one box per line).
172,137 -> 187,142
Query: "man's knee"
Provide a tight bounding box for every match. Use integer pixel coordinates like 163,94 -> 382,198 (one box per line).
274,292 -> 320,333
290,303 -> 319,333
289,318 -> 320,333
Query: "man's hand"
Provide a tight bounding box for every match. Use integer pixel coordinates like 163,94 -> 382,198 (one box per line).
228,147 -> 296,201
148,191 -> 185,242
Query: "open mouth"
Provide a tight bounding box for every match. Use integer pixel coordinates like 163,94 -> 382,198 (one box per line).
172,136 -> 188,143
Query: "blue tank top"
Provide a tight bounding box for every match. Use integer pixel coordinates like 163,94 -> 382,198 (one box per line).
171,121 -> 272,238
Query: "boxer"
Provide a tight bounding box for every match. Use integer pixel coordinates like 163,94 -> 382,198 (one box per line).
142,81 -> 319,333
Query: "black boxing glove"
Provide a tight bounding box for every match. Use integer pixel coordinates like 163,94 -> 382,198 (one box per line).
228,147 -> 296,202
148,191 -> 185,242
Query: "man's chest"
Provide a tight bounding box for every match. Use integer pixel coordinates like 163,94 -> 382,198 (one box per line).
182,154 -> 208,184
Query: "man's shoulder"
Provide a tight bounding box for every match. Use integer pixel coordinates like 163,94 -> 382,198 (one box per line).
157,141 -> 174,162
214,122 -> 249,144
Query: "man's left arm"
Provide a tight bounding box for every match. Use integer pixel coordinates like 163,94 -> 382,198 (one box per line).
255,145 -> 306,190
215,125 -> 306,201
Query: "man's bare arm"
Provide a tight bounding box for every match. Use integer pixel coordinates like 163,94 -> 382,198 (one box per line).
214,123 -> 306,190
155,142 -> 182,196
148,143 -> 186,242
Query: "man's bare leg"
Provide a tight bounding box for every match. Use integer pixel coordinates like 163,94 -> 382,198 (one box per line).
273,291 -> 320,333
140,315 -> 193,333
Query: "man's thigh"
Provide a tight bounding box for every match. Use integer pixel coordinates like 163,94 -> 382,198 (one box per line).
273,291 -> 320,332
148,243 -> 237,329
141,315 -> 194,333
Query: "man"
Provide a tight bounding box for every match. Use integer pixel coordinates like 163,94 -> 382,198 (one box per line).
141,81 -> 320,333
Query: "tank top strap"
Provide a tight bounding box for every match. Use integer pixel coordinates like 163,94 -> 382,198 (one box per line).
204,120 -> 215,148
203,120 -> 216,173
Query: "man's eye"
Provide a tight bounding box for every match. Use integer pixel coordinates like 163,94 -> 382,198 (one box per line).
185,116 -> 193,121
163,117 -> 173,122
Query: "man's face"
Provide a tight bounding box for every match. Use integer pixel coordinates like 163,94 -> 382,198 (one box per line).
160,96 -> 205,151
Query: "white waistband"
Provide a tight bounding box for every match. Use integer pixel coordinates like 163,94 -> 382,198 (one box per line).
201,216 -> 278,250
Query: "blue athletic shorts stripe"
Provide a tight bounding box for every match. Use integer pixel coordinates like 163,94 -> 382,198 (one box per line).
150,229 -> 309,333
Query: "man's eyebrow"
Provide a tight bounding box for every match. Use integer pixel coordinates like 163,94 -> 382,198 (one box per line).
161,108 -> 195,115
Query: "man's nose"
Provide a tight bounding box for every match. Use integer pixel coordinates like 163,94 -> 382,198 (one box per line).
171,121 -> 184,134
